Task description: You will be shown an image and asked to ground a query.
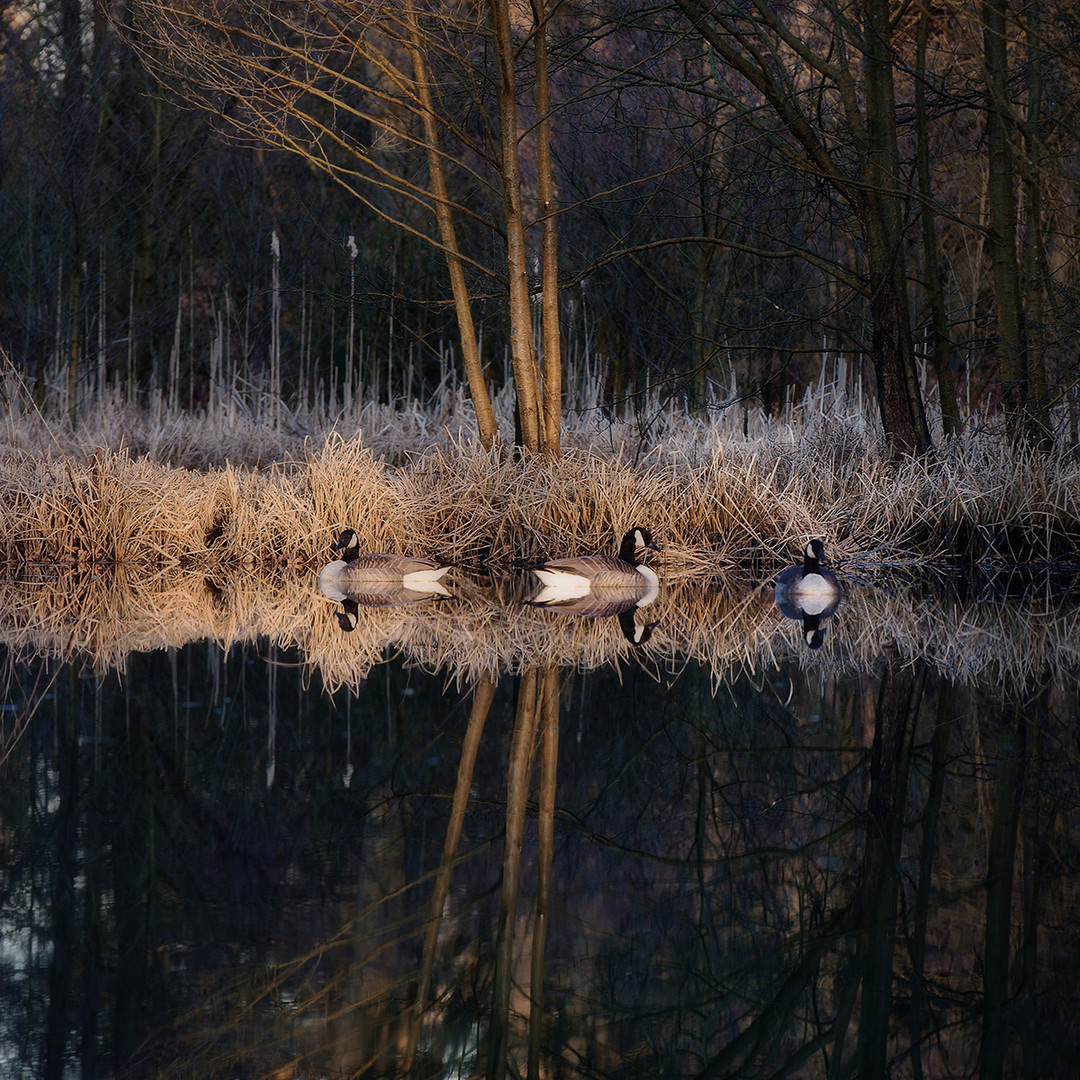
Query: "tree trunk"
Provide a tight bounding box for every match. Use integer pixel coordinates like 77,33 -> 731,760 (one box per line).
532,0 -> 561,457
405,8 -> 501,450
490,0 -> 542,454
982,0 -> 1028,437
1021,0 -> 1050,446
862,0 -> 932,457
916,2 -> 962,438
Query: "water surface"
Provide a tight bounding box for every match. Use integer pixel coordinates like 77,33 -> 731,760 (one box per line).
1,568 -> 1078,1078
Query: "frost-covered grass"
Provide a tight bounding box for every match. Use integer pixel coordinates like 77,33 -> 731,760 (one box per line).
2,360 -> 1079,574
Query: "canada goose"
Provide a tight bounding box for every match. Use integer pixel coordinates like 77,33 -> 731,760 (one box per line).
318,529 -> 450,603
774,539 -> 841,648
531,527 -> 660,600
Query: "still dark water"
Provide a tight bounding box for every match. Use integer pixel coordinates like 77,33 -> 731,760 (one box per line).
2,570 -> 1080,1079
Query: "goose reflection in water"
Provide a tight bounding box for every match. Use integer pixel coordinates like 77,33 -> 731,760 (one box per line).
529,577 -> 660,646
774,538 -> 842,649
324,585 -> 451,632
318,528 -> 451,631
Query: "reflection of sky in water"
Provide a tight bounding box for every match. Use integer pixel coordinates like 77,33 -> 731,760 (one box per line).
1,568 -> 1079,1077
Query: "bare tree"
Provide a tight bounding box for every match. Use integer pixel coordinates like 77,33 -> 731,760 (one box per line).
121,0 -> 565,452
915,0 -> 962,439
982,0 -> 1027,436
673,0 -> 933,455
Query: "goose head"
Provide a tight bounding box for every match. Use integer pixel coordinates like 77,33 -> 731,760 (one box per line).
332,529 -> 361,562
804,538 -> 825,570
618,607 -> 659,646
336,598 -> 359,632
620,527 -> 660,566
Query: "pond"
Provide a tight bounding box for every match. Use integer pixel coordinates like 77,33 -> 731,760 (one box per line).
1,565 -> 1079,1079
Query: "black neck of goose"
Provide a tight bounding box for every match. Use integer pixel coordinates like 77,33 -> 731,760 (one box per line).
336,533 -> 360,563
618,532 -> 640,565
803,547 -> 820,574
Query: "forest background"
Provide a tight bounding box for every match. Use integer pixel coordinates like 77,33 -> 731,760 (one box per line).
2,0 -> 1080,565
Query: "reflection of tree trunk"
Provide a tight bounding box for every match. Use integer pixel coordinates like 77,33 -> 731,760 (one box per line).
1019,714 -> 1043,1078
699,909 -> 851,1077
44,672 -> 79,1080
112,691 -> 151,1070
406,676 -> 496,1071
856,653 -> 923,1076
528,666 -> 559,1080
909,678 -> 953,1080
979,711 -> 1025,1080
700,654 -> 932,1080
81,685 -> 106,1078
488,668 -> 542,1080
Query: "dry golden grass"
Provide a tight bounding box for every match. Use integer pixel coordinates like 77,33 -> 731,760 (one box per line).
3,363 -> 1079,578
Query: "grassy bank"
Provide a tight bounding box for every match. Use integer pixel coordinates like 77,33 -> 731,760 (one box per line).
2,364 -> 1079,572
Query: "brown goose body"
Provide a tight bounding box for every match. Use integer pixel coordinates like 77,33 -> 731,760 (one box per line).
534,553 -> 653,589
330,551 -> 448,581
319,529 -> 450,602
531,527 -> 660,597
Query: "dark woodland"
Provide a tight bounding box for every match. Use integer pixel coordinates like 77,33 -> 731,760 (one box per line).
2,0 -> 1078,453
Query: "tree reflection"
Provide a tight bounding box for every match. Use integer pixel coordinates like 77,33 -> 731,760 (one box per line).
407,674 -> 495,1069
854,651 -> 924,1077
2,623 -> 1080,1078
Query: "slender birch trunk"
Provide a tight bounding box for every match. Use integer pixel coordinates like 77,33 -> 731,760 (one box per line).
531,0 -> 561,456
404,6 -> 500,449
490,0 -> 542,454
